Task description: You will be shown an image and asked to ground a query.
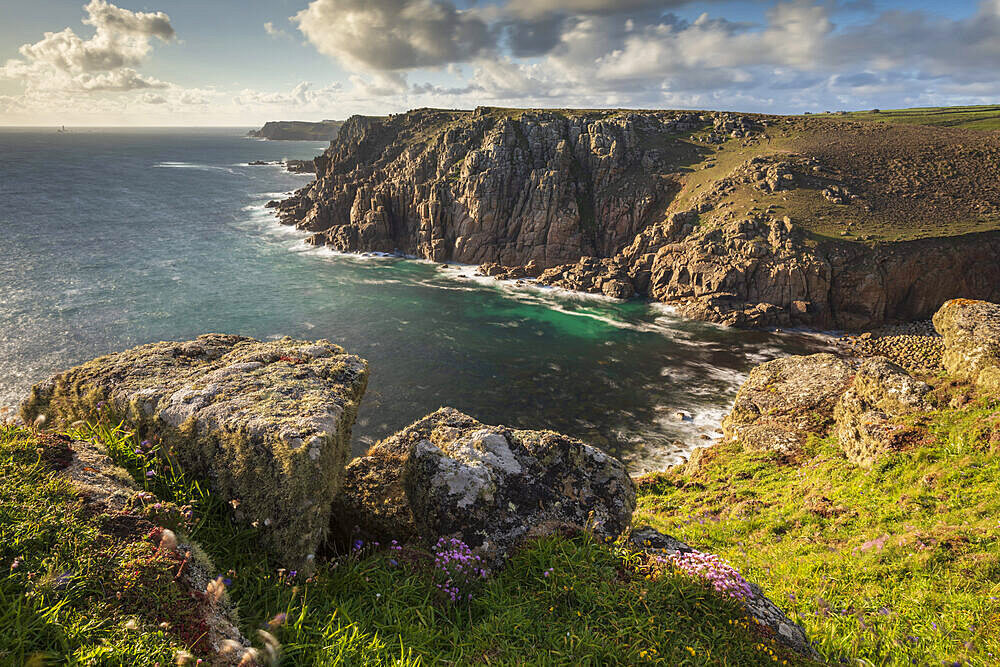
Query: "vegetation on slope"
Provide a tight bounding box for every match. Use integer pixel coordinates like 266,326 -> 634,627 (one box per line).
838,106 -> 1000,132
0,420 -> 807,665
635,377 -> 1000,666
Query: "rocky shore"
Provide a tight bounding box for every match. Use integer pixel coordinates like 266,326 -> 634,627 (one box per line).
269,107 -> 1000,331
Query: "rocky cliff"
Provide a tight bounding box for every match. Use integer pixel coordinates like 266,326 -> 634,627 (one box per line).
273,107 -> 1000,330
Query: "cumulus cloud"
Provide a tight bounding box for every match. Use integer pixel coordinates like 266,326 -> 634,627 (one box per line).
1,0 -> 175,92
293,0 -> 494,70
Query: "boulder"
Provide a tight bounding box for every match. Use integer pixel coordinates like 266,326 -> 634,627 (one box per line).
20,334 -> 368,573
834,357 -> 931,465
933,299 -> 1000,393
722,353 -> 855,452
332,407 -> 635,566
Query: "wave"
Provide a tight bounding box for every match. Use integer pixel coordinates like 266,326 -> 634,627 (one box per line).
154,161 -> 237,175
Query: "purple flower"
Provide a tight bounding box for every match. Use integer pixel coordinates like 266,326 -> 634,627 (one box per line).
223,578 -> 232,586
141,439 -> 151,446
353,539 -> 363,552
145,470 -> 155,478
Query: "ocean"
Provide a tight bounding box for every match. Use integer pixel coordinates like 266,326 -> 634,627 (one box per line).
0,127 -> 829,472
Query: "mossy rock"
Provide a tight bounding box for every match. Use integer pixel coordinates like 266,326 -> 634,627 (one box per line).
20,334 -> 368,573
332,407 -> 635,567
933,299 -> 1000,393
722,353 -> 856,452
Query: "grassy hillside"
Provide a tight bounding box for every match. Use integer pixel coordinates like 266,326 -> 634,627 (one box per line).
0,421 -> 808,665
837,105 -> 1000,132
635,377 -> 1000,666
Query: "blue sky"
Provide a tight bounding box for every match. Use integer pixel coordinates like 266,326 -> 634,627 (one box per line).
0,0 -> 997,125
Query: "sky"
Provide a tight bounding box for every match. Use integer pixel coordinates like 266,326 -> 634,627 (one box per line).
1,0 -> 998,126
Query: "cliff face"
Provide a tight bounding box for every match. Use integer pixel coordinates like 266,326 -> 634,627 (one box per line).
275,107 -> 714,267
274,107 -> 1000,330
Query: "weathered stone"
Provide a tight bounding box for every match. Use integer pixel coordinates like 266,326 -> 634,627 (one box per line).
629,527 -> 817,660
834,357 -> 931,465
332,407 -> 635,567
20,334 -> 368,573
933,299 -> 1000,393
723,353 -> 856,452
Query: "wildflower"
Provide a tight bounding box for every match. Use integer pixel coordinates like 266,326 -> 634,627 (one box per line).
207,576 -> 226,604
237,647 -> 261,666
124,618 -> 139,630
146,470 -> 155,478
230,499 -> 241,509
159,529 -> 178,552
141,439 -> 151,446
267,613 -> 287,628
174,650 -> 195,665
10,558 -> 20,571
219,640 -> 242,655
257,629 -> 281,664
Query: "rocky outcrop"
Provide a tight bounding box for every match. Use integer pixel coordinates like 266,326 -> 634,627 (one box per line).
722,353 -> 856,452
248,120 -> 343,141
933,299 -> 1000,393
20,334 -> 369,573
331,407 -> 636,566
275,107 -> 733,267
273,107 -> 1000,331
834,357 -> 931,465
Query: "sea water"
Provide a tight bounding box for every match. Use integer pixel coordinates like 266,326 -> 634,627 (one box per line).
0,128 -> 829,472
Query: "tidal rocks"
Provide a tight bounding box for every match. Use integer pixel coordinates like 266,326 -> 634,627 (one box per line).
933,299 -> 1000,393
332,407 -> 635,566
834,357 -> 932,465
20,334 -> 368,573
722,353 -> 856,452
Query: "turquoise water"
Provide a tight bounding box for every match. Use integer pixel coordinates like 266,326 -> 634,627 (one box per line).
0,128 -> 829,472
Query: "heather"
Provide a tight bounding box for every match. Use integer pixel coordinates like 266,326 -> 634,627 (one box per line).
0,420 -> 807,665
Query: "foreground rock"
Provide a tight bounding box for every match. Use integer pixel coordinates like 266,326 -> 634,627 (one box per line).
722,353 -> 856,453
834,358 -> 931,465
629,527 -> 818,659
933,299 -> 1000,393
332,407 -> 636,566
20,334 -> 368,573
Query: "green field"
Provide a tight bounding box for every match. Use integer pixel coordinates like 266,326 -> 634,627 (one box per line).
837,105 -> 1000,131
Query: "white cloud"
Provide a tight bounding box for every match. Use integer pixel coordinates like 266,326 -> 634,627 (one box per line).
264,21 -> 288,38
293,0 -> 494,71
1,0 -> 175,93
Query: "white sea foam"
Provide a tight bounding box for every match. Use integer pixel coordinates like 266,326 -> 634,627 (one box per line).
154,161 -> 237,174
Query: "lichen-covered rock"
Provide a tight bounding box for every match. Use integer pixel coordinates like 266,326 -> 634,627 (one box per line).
933,299 -> 1000,393
629,527 -> 817,660
332,407 -> 635,566
834,357 -> 931,465
722,353 -> 855,452
20,334 -> 368,573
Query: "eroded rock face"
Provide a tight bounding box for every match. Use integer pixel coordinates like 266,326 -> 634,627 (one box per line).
722,353 -> 856,452
834,357 -> 931,465
933,299 -> 1000,393
332,407 -> 635,566
20,334 -> 368,573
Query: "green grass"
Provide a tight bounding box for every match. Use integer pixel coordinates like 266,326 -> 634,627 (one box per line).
838,105 -> 1000,131
635,390 -> 1000,666
0,421 -> 804,666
